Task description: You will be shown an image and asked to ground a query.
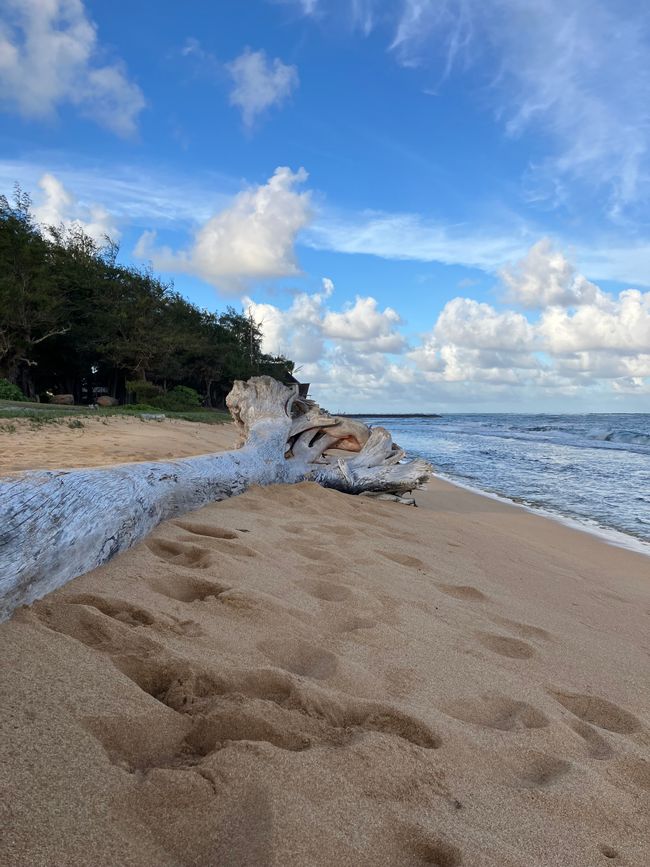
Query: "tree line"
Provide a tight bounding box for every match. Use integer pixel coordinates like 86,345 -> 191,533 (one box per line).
0,186 -> 294,406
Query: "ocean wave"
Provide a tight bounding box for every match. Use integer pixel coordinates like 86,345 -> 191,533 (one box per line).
588,428 -> 650,446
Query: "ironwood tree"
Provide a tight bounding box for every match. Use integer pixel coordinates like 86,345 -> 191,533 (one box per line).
0,186 -> 294,404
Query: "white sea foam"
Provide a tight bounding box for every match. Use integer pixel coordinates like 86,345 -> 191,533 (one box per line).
361,412 -> 650,546
431,472 -> 650,558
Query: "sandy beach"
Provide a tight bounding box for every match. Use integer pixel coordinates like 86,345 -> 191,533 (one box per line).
1,422 -> 649,866
0,415 -> 236,472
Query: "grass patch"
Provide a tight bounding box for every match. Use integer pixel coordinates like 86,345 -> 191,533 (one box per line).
0,399 -> 230,426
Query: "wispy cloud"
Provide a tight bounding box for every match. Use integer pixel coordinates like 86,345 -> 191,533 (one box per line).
398,0 -> 650,213
0,156 -> 234,226
306,208 -> 535,270
227,48 -> 299,129
307,206 -> 650,287
0,0 -> 145,136
285,0 -> 650,215
32,173 -> 119,243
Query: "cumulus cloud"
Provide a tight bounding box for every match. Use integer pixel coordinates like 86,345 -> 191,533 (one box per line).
253,240 -> 649,409
500,239 -> 602,309
227,48 -> 298,129
408,297 -> 539,387
245,277 -> 406,364
33,173 -> 119,243
135,167 -> 311,292
0,0 -> 145,136
538,289 -> 650,356
322,296 -> 404,351
434,298 -> 533,351
404,248 -> 650,398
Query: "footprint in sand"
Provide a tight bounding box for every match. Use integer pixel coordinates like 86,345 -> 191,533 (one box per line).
509,752 -> 573,788
568,719 -> 614,759
109,658 -> 442,764
436,584 -> 488,602
67,594 -> 155,627
147,538 -> 213,570
550,690 -> 642,734
288,542 -> 336,562
409,834 -> 463,866
174,520 -> 238,539
146,575 -> 230,604
298,578 -> 354,603
477,632 -> 536,660
333,615 -> 378,634
179,536 -> 259,559
33,600 -> 164,659
487,615 -> 551,641
443,695 -> 549,731
67,594 -> 204,637
258,637 -> 338,680
380,551 -> 426,570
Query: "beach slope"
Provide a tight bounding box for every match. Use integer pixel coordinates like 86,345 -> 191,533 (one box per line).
1,469 -> 648,866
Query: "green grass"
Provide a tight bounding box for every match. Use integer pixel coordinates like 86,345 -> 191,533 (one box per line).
0,399 -> 230,426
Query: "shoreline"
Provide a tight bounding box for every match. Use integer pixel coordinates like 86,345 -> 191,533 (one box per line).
429,471 -> 650,558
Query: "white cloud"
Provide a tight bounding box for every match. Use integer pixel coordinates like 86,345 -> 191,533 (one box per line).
408,297 -> 538,386
433,297 -> 533,351
32,172 -> 119,243
308,206 -> 650,288
538,289 -> 650,356
0,157 -> 235,227
135,167 -> 312,292
323,296 -> 404,351
245,240 -> 649,410
391,0 -> 650,212
307,209 -> 532,271
227,48 -> 298,129
288,0 -> 650,213
0,0 -> 145,136
500,238 -> 602,309
245,277 -> 406,363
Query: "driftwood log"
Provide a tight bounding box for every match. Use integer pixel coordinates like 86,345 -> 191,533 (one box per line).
0,376 -> 431,621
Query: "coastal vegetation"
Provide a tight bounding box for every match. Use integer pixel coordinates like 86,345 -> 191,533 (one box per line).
0,186 -> 295,407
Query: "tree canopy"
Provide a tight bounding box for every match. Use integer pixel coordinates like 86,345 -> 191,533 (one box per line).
0,186 -> 294,405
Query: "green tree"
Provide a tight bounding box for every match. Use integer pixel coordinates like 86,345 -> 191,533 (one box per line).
0,188 -> 68,396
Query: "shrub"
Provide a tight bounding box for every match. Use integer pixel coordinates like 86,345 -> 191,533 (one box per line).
125,380 -> 163,404
0,378 -> 27,401
154,385 -> 202,412
125,381 -> 202,412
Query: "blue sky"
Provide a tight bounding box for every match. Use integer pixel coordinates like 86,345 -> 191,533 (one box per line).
1,0 -> 649,412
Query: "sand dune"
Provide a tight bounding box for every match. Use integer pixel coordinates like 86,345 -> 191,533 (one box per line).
1,471 -> 649,865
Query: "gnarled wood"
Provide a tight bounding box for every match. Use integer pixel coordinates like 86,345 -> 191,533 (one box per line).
0,376 -> 431,620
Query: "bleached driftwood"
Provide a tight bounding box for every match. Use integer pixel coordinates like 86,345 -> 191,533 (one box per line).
0,376 -> 431,620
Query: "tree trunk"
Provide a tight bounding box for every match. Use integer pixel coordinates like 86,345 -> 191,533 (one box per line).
0,376 -> 431,621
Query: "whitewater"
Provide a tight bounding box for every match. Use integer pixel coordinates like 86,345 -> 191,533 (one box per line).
357,413 -> 650,547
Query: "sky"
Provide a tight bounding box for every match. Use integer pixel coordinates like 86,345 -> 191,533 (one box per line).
1,0 -> 649,413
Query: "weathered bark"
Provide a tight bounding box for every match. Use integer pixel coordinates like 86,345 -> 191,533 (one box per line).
0,376 -> 431,620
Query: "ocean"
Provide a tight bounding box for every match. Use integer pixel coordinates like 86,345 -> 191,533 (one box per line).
355,413 -> 650,551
